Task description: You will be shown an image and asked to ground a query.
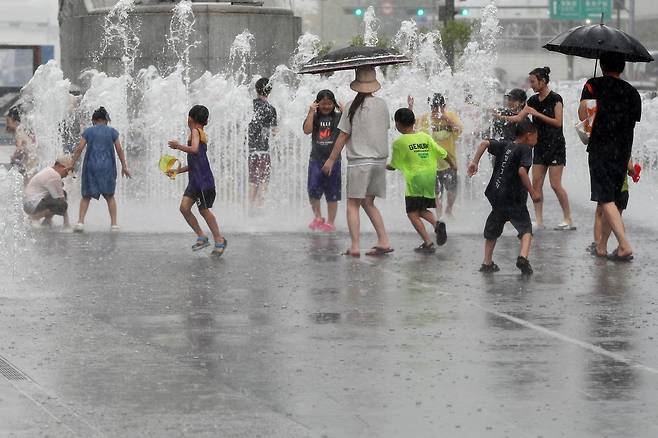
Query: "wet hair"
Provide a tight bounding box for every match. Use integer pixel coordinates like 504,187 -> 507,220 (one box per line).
529,67 -> 551,84
394,108 -> 415,127
600,51 -> 625,74
7,107 -> 20,122
348,92 -> 368,124
92,107 -> 111,122
428,93 -> 445,109
188,105 -> 209,126
514,118 -> 537,138
255,77 -> 272,96
316,89 -> 338,110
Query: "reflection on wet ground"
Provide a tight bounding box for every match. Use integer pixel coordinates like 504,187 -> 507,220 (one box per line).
1,221 -> 658,437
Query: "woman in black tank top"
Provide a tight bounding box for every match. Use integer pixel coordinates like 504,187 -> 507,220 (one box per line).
504,67 -> 574,230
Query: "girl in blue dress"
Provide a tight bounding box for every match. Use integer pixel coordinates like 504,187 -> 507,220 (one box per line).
71,107 -> 131,232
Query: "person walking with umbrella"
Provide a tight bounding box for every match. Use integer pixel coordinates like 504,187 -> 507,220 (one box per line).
321,66 -> 393,257
502,67 -> 574,230
579,51 -> 641,261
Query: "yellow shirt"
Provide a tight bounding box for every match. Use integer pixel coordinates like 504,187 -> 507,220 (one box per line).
417,111 -> 462,171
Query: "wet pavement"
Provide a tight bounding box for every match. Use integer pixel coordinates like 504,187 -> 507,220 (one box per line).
2,209 -> 658,437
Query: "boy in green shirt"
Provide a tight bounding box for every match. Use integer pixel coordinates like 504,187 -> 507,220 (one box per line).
387,108 -> 457,253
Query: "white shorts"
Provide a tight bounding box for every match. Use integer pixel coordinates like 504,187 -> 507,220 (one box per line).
346,162 -> 386,199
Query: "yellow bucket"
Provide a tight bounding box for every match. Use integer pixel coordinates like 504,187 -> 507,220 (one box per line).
158,154 -> 181,180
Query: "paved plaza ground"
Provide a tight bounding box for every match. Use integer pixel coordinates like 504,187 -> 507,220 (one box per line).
1,209 -> 658,437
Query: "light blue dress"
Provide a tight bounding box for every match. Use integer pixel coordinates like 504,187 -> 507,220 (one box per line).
81,124 -> 119,199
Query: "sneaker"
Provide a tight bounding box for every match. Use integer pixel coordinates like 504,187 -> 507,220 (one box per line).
414,242 -> 436,254
110,225 -> 120,233
73,223 -> 84,233
191,236 -> 210,251
317,222 -> 336,233
435,221 -> 447,246
554,222 -> 577,231
308,217 -> 325,231
516,256 -> 533,275
479,262 -> 500,273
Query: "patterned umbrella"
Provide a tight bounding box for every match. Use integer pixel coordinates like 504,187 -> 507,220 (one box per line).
298,46 -> 410,75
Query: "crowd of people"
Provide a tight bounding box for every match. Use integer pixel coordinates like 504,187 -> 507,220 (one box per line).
4,51 -> 642,269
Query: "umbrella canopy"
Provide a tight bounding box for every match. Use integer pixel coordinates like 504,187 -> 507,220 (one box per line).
543,23 -> 654,62
298,46 -> 410,75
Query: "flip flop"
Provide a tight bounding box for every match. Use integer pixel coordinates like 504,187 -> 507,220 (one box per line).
365,246 -> 394,256
607,249 -> 634,262
414,242 -> 436,254
342,249 -> 360,258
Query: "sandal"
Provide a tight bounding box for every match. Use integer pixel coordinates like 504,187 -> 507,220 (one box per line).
192,236 -> 210,251
607,249 -> 633,262
516,256 -> 534,275
342,249 -> 360,258
414,242 -> 436,254
211,238 -> 228,257
365,246 -> 394,256
554,222 -> 577,231
479,262 -> 500,273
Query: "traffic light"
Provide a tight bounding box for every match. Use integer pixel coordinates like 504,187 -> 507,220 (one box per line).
458,8 -> 469,17
354,7 -> 364,17
416,8 -> 425,17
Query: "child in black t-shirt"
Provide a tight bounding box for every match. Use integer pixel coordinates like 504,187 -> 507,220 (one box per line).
467,120 -> 541,275
302,89 -> 342,232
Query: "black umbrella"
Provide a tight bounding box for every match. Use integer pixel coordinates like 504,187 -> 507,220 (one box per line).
298,46 -> 410,75
543,23 -> 654,63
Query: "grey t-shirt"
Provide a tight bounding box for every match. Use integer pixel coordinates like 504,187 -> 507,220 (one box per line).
338,96 -> 390,162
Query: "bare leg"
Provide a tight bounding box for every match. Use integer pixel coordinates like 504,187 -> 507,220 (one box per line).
346,198 -> 361,253
310,198 -> 322,219
103,194 -> 118,226
548,166 -> 572,225
361,196 -> 391,249
326,201 -> 338,225
532,165 -> 548,226
594,205 -> 607,256
600,201 -> 632,256
257,182 -> 269,208
419,209 -> 438,228
435,192 -> 444,219
445,190 -> 457,217
180,197 -> 205,238
78,197 -> 91,224
519,233 -> 532,259
407,211 -> 432,245
248,183 -> 258,205
199,208 -> 224,244
483,239 -> 497,265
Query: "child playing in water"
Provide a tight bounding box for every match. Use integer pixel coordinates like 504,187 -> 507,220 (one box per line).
168,105 -> 227,257
467,119 -> 541,275
71,107 -> 131,232
387,108 -> 456,253
302,89 -> 342,232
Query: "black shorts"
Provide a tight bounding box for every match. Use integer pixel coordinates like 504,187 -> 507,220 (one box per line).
588,156 -> 626,204
184,186 -> 216,210
533,144 -> 566,166
484,205 -> 532,240
436,168 -> 458,194
615,190 -> 629,211
405,196 -> 436,213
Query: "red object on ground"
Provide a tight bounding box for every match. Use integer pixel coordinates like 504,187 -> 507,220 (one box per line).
632,163 -> 641,183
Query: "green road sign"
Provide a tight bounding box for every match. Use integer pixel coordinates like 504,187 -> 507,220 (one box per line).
549,0 -> 612,21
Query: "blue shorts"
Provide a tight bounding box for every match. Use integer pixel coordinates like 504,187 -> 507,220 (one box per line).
308,160 -> 341,202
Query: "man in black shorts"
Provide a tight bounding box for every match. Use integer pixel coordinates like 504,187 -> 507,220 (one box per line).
467,120 -> 542,275
580,52 -> 641,261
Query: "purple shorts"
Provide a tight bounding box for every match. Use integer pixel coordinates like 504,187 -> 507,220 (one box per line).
308,160 -> 341,202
